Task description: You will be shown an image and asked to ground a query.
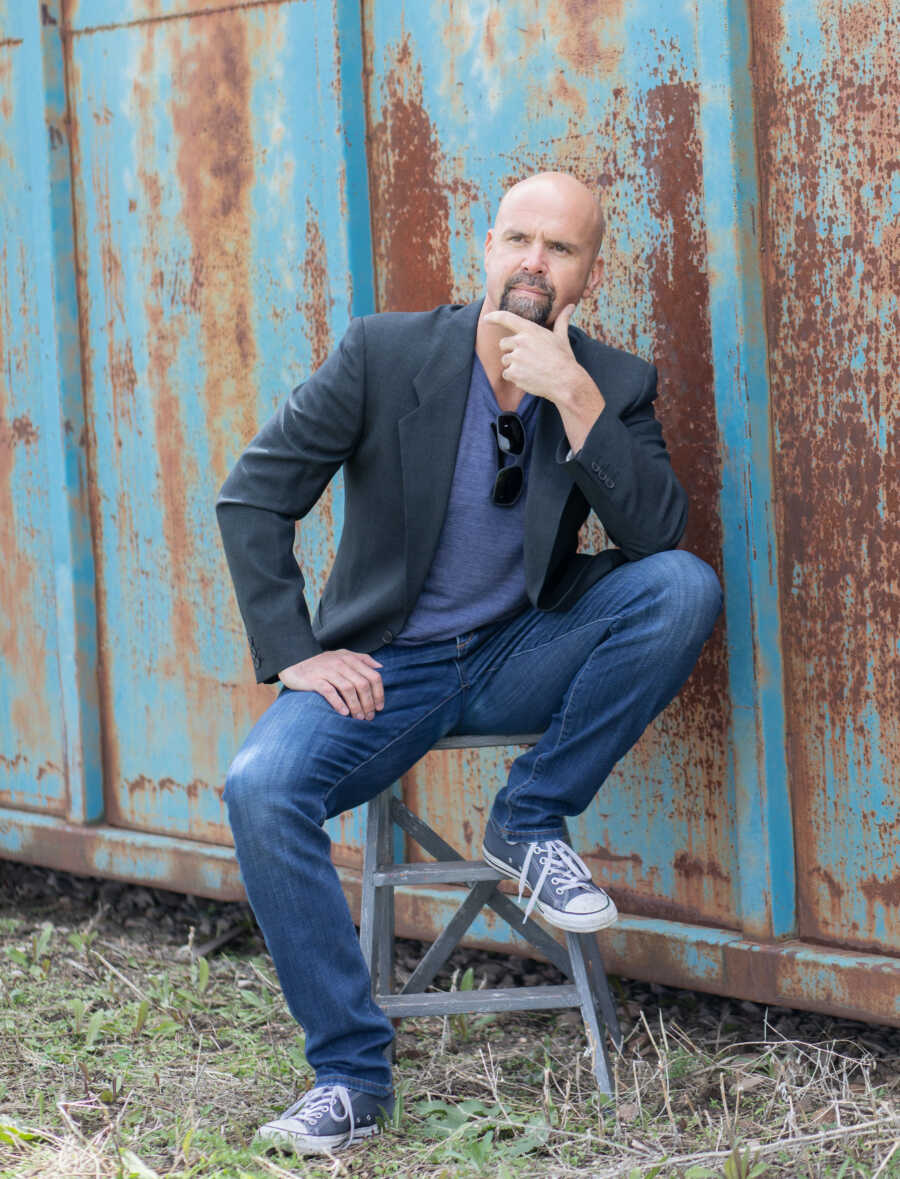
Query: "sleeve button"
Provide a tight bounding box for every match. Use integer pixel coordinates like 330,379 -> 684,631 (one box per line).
382,630 -> 394,644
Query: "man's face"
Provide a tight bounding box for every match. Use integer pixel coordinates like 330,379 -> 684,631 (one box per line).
483,179 -> 603,327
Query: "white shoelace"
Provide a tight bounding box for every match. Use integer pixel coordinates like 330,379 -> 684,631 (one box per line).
518,839 -> 594,923
279,1084 -> 355,1140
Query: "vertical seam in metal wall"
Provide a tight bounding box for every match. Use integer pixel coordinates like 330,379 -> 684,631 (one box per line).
737,0 -> 798,935
355,0 -> 381,314
57,1 -> 113,823
694,0 -> 796,941
24,1 -> 103,824
332,0 -> 377,317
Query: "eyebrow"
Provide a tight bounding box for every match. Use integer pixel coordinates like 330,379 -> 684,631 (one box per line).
502,228 -> 578,252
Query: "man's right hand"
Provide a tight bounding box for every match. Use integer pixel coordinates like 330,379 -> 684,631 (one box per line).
277,650 -> 385,720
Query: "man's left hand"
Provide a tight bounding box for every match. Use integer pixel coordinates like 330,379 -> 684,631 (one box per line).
484,305 -> 606,451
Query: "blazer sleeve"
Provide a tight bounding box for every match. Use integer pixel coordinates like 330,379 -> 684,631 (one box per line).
564,362 -> 688,557
216,317 -> 366,683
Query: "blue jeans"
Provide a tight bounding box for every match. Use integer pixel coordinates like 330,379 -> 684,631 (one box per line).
224,550 -> 722,1097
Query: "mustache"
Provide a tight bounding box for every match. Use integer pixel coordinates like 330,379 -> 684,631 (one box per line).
502,272 -> 555,299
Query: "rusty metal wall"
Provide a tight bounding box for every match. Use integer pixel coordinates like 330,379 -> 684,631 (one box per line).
751,0 -> 899,956
1,0 -> 897,1024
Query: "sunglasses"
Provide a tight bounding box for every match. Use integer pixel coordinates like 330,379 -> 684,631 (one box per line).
491,412 -> 526,507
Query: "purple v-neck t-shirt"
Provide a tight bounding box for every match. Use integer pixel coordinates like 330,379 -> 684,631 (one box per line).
396,354 -> 539,644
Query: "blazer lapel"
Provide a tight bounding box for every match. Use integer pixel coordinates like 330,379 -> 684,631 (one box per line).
523,396 -> 573,596
398,300 -> 482,612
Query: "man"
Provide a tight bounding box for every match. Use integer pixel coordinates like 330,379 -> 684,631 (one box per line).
217,172 -> 721,1154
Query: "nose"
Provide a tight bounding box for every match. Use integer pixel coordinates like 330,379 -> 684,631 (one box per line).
520,242 -> 547,273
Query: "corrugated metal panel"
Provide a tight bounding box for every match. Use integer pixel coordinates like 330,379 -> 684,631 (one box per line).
1,0 -> 897,1023
62,0 -> 368,848
752,0 -> 899,955
0,1 -> 69,817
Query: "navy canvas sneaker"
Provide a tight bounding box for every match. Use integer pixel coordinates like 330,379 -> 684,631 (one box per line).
482,824 -> 618,932
256,1084 -> 393,1155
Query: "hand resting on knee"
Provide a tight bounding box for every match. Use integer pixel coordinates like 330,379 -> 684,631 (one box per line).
278,651 -> 385,721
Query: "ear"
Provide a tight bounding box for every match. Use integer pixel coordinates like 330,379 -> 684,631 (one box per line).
484,226 -> 494,262
584,253 -> 604,296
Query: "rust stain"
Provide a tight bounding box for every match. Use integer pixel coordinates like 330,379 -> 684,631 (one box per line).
673,851 -> 731,885
367,35 -> 454,312
635,80 -> 730,812
5,414 -> 40,444
751,0 -> 900,950
860,876 -> 900,911
546,0 -> 625,76
0,49 -> 12,124
131,12 -> 259,674
299,201 -> 334,371
591,845 -> 643,866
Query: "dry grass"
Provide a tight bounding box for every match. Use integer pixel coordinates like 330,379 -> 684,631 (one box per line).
0,861 -> 898,1178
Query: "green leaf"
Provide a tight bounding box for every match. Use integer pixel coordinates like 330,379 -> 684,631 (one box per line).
458,966 -> 475,992
0,1122 -> 40,1145
149,1018 -> 180,1039
500,1125 -> 550,1158
34,924 -> 53,959
85,1009 -> 105,1049
181,1126 -> 194,1158
118,1149 -> 161,1178
685,1168 -> 718,1179
133,999 -> 149,1035
6,948 -> 28,968
195,955 -> 210,995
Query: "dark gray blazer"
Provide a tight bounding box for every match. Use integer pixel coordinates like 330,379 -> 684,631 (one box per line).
217,299 -> 687,683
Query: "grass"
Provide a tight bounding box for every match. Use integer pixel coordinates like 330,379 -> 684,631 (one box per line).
0,865 -> 898,1178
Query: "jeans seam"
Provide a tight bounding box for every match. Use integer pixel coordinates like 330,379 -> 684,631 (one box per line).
323,686 -> 463,810
479,614 -> 618,677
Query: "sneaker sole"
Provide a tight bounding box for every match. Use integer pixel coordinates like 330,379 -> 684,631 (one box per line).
257,1122 -> 381,1155
482,846 -> 619,933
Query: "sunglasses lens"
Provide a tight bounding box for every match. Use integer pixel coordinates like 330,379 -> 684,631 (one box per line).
493,465 -> 524,506
495,414 -> 525,455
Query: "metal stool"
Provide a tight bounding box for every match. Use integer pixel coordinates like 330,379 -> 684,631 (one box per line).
358,734 -> 622,1092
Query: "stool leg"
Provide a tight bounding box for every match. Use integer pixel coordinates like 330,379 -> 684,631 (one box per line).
580,932 -> 623,1050
566,932 -> 613,1095
359,793 -> 381,976
360,788 -> 394,998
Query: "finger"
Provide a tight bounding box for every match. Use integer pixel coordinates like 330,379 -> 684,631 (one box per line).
315,682 -> 350,716
349,671 -> 377,718
553,303 -> 575,338
353,664 -> 386,711
484,309 -> 533,331
498,335 -> 518,352
332,677 -> 366,719
344,657 -> 385,711
357,654 -> 383,669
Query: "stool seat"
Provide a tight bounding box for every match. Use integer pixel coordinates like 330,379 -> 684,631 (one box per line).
358,733 -> 622,1094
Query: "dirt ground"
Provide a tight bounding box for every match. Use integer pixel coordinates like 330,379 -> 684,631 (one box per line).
1,857 -> 898,1178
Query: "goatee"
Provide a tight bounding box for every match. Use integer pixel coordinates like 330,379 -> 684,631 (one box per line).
499,273 -> 555,326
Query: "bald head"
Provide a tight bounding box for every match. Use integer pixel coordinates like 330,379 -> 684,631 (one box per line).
496,173 -> 605,255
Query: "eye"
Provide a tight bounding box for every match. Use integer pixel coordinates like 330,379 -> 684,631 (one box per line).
550,242 -> 570,254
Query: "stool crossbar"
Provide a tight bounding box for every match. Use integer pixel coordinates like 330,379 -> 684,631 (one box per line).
358,734 -> 622,1093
